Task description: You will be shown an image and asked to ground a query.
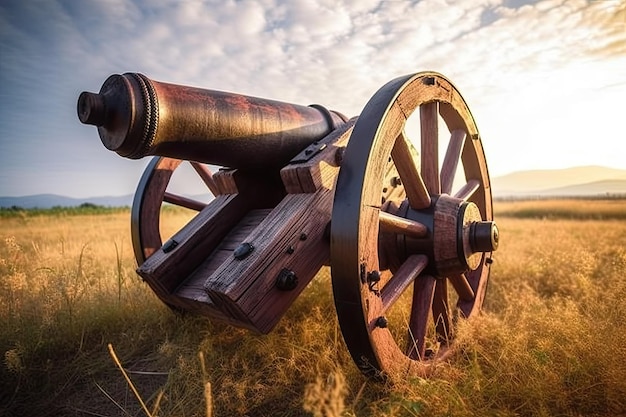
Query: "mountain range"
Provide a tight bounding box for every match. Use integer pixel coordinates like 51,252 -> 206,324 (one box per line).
1,166 -> 625,209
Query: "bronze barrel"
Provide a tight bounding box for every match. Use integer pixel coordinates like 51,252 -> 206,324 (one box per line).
77,73 -> 347,168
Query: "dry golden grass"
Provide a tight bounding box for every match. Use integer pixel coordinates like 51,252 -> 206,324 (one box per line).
1,200 -> 626,416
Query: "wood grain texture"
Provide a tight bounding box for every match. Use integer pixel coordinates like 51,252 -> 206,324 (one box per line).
420,102 -> 440,195
407,274 -> 437,360
432,279 -> 451,344
137,194 -> 250,295
440,129 -> 466,195
163,192 -> 206,211
454,179 -> 480,201
391,132 -> 431,209
198,131 -> 349,333
204,191 -> 333,333
379,211 -> 428,239
380,254 -> 428,314
281,120 -> 355,194
190,162 -> 219,195
448,273 -> 475,301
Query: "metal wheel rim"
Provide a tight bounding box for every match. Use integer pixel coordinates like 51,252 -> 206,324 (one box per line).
331,72 -> 494,379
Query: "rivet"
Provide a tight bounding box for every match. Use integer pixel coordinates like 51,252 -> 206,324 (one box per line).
299,233 -> 307,241
367,270 -> 381,283
275,269 -> 298,291
286,246 -> 295,254
162,239 -> 178,253
233,242 -> 254,260
375,316 -> 388,328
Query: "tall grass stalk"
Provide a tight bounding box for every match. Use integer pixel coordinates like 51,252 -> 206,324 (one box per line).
1,202 -> 625,416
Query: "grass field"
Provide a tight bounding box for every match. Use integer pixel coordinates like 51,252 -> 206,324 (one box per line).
1,200 -> 625,416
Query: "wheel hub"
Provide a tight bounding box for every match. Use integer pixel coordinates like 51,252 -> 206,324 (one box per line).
392,195 -> 498,277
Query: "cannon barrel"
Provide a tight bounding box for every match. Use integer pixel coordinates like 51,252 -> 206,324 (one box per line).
77,73 -> 347,168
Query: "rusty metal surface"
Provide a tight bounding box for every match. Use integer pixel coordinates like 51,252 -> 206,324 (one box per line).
78,73 -> 347,169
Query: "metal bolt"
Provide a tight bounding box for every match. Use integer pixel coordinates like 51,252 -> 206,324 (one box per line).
375,316 -> 388,328
286,246 -> 295,254
367,270 -> 381,283
162,238 -> 178,253
304,149 -> 313,156
275,269 -> 298,291
391,176 -> 402,187
233,242 -> 254,260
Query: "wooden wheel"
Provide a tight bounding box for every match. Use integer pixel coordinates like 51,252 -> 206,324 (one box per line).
131,156 -> 218,265
331,72 -> 499,379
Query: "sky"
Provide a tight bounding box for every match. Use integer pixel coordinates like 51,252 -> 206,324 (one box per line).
0,0 -> 625,198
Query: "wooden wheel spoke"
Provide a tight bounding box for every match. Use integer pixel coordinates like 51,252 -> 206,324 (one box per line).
448,273 -> 475,301
432,279 -> 452,344
331,72 -> 493,378
379,211 -> 428,239
420,102 -> 440,195
454,179 -> 480,201
163,192 -> 206,211
380,255 -> 428,314
190,162 -> 219,195
407,274 -> 437,359
391,131 -> 431,209
440,130 -> 466,195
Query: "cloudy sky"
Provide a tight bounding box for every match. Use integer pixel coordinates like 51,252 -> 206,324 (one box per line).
1,0 -> 625,198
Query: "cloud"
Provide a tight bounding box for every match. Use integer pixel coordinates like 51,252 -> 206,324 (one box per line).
1,0 -> 626,196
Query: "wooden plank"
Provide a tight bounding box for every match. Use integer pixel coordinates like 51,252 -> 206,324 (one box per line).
203,190 -> 333,333
281,120 -> 355,194
175,209 -> 272,303
212,169 -> 239,194
137,194 -> 250,294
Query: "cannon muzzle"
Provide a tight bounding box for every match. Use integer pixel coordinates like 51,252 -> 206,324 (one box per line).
78,73 -> 346,168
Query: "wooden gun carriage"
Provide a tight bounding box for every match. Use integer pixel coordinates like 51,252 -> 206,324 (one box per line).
78,71 -> 499,379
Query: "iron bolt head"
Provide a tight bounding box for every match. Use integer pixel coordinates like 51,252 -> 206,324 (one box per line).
375,316 -> 388,328
275,269 -> 298,291
162,238 -> 178,253
234,242 -> 254,260
367,270 -> 381,283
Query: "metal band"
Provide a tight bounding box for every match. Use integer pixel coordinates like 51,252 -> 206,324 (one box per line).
127,73 -> 159,159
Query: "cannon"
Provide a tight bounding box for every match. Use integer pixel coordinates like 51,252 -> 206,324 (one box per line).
78,71 -> 499,379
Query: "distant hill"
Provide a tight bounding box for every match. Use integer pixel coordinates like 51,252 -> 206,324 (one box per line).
2,166 -> 626,208
491,166 -> 626,198
0,194 -> 134,209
